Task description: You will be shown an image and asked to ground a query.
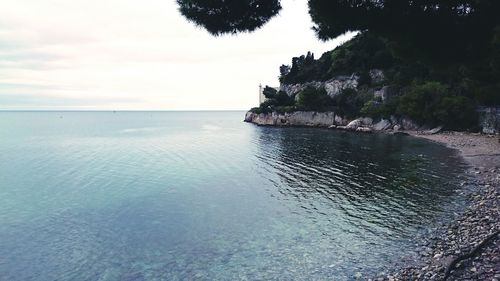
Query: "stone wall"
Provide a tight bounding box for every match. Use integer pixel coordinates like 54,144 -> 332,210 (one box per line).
478,107 -> 500,134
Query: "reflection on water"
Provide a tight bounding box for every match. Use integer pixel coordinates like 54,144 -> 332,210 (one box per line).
256,127 -> 464,230
0,111 -> 467,280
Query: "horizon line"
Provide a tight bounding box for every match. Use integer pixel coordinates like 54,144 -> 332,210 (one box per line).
0,109 -> 248,112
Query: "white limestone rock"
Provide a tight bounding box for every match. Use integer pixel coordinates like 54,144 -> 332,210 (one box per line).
356,127 -> 373,133
373,119 -> 392,131
280,75 -> 359,99
346,118 -> 363,130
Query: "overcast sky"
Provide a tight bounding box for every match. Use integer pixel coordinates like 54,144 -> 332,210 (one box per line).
0,0 -> 354,110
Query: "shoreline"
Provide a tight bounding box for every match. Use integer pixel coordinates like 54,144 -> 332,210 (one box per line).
247,117 -> 499,280
245,112 -> 499,279
388,131 -> 500,280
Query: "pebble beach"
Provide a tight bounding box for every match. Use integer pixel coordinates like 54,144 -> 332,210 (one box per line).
390,132 -> 500,280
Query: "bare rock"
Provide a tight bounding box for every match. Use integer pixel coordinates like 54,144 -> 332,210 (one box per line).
346,118 -> 363,130
356,127 -> 373,133
428,126 -> 443,135
401,117 -> 420,130
373,119 -> 392,131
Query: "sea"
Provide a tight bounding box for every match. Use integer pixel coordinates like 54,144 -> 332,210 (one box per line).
0,111 -> 468,281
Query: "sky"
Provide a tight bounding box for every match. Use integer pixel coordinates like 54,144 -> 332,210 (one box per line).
0,0 -> 354,110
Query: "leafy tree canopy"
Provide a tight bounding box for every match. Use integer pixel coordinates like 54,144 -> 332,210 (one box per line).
177,0 -> 500,62
177,0 -> 281,35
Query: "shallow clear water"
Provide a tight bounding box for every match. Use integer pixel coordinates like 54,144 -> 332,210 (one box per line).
0,111 -> 467,281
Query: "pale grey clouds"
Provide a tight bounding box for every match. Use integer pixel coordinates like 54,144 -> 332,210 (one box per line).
0,0 -> 354,110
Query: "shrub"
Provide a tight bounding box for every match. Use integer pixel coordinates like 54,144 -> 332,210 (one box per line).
274,91 -> 295,106
275,106 -> 296,113
262,86 -> 278,99
397,82 -> 448,125
296,86 -> 333,111
249,107 -> 262,113
435,96 -> 478,130
473,83 -> 500,106
397,81 -> 478,128
360,100 -> 398,119
333,88 -> 372,118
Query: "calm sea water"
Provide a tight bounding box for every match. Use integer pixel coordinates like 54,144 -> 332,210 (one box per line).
0,111 -> 467,281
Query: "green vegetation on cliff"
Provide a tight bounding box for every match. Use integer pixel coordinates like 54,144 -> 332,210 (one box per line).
177,0 -> 499,130
252,31 -> 500,130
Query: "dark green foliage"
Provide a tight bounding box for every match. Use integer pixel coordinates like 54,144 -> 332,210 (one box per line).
360,98 -> 399,119
262,86 -> 278,99
279,65 -> 290,81
254,86 -> 295,113
177,0 -> 281,35
473,84 -> 500,106
357,71 -> 372,86
250,32 -> 494,129
177,2 -> 500,129
262,87 -> 294,106
333,88 -> 373,119
274,105 -> 296,113
296,86 -> 333,111
327,33 -> 395,76
280,33 -> 396,84
397,82 -> 477,129
274,91 -> 294,106
178,0 -> 500,64
249,107 -> 264,114
308,0 -> 500,63
280,52 -> 320,84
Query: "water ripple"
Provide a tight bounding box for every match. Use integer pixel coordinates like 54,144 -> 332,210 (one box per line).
0,112 -> 469,281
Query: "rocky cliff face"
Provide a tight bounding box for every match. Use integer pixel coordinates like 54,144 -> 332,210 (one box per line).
244,111 -> 423,133
253,70 -> 500,134
280,75 -> 359,99
244,111 -> 343,127
279,70 -> 385,99
246,109 -> 500,134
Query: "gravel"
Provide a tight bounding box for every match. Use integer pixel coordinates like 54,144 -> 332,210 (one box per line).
384,132 -> 500,280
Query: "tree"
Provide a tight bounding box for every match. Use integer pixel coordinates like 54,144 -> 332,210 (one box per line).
177,0 -> 500,62
296,86 -> 332,111
279,64 -> 290,78
304,51 -> 314,65
262,86 -> 278,99
176,0 -> 281,35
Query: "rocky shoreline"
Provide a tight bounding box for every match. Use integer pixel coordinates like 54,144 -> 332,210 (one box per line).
245,113 -> 499,280
387,132 -> 500,281
244,111 -> 424,133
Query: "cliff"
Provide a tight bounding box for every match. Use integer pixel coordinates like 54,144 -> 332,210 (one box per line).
244,111 -> 427,133
253,32 -> 500,133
